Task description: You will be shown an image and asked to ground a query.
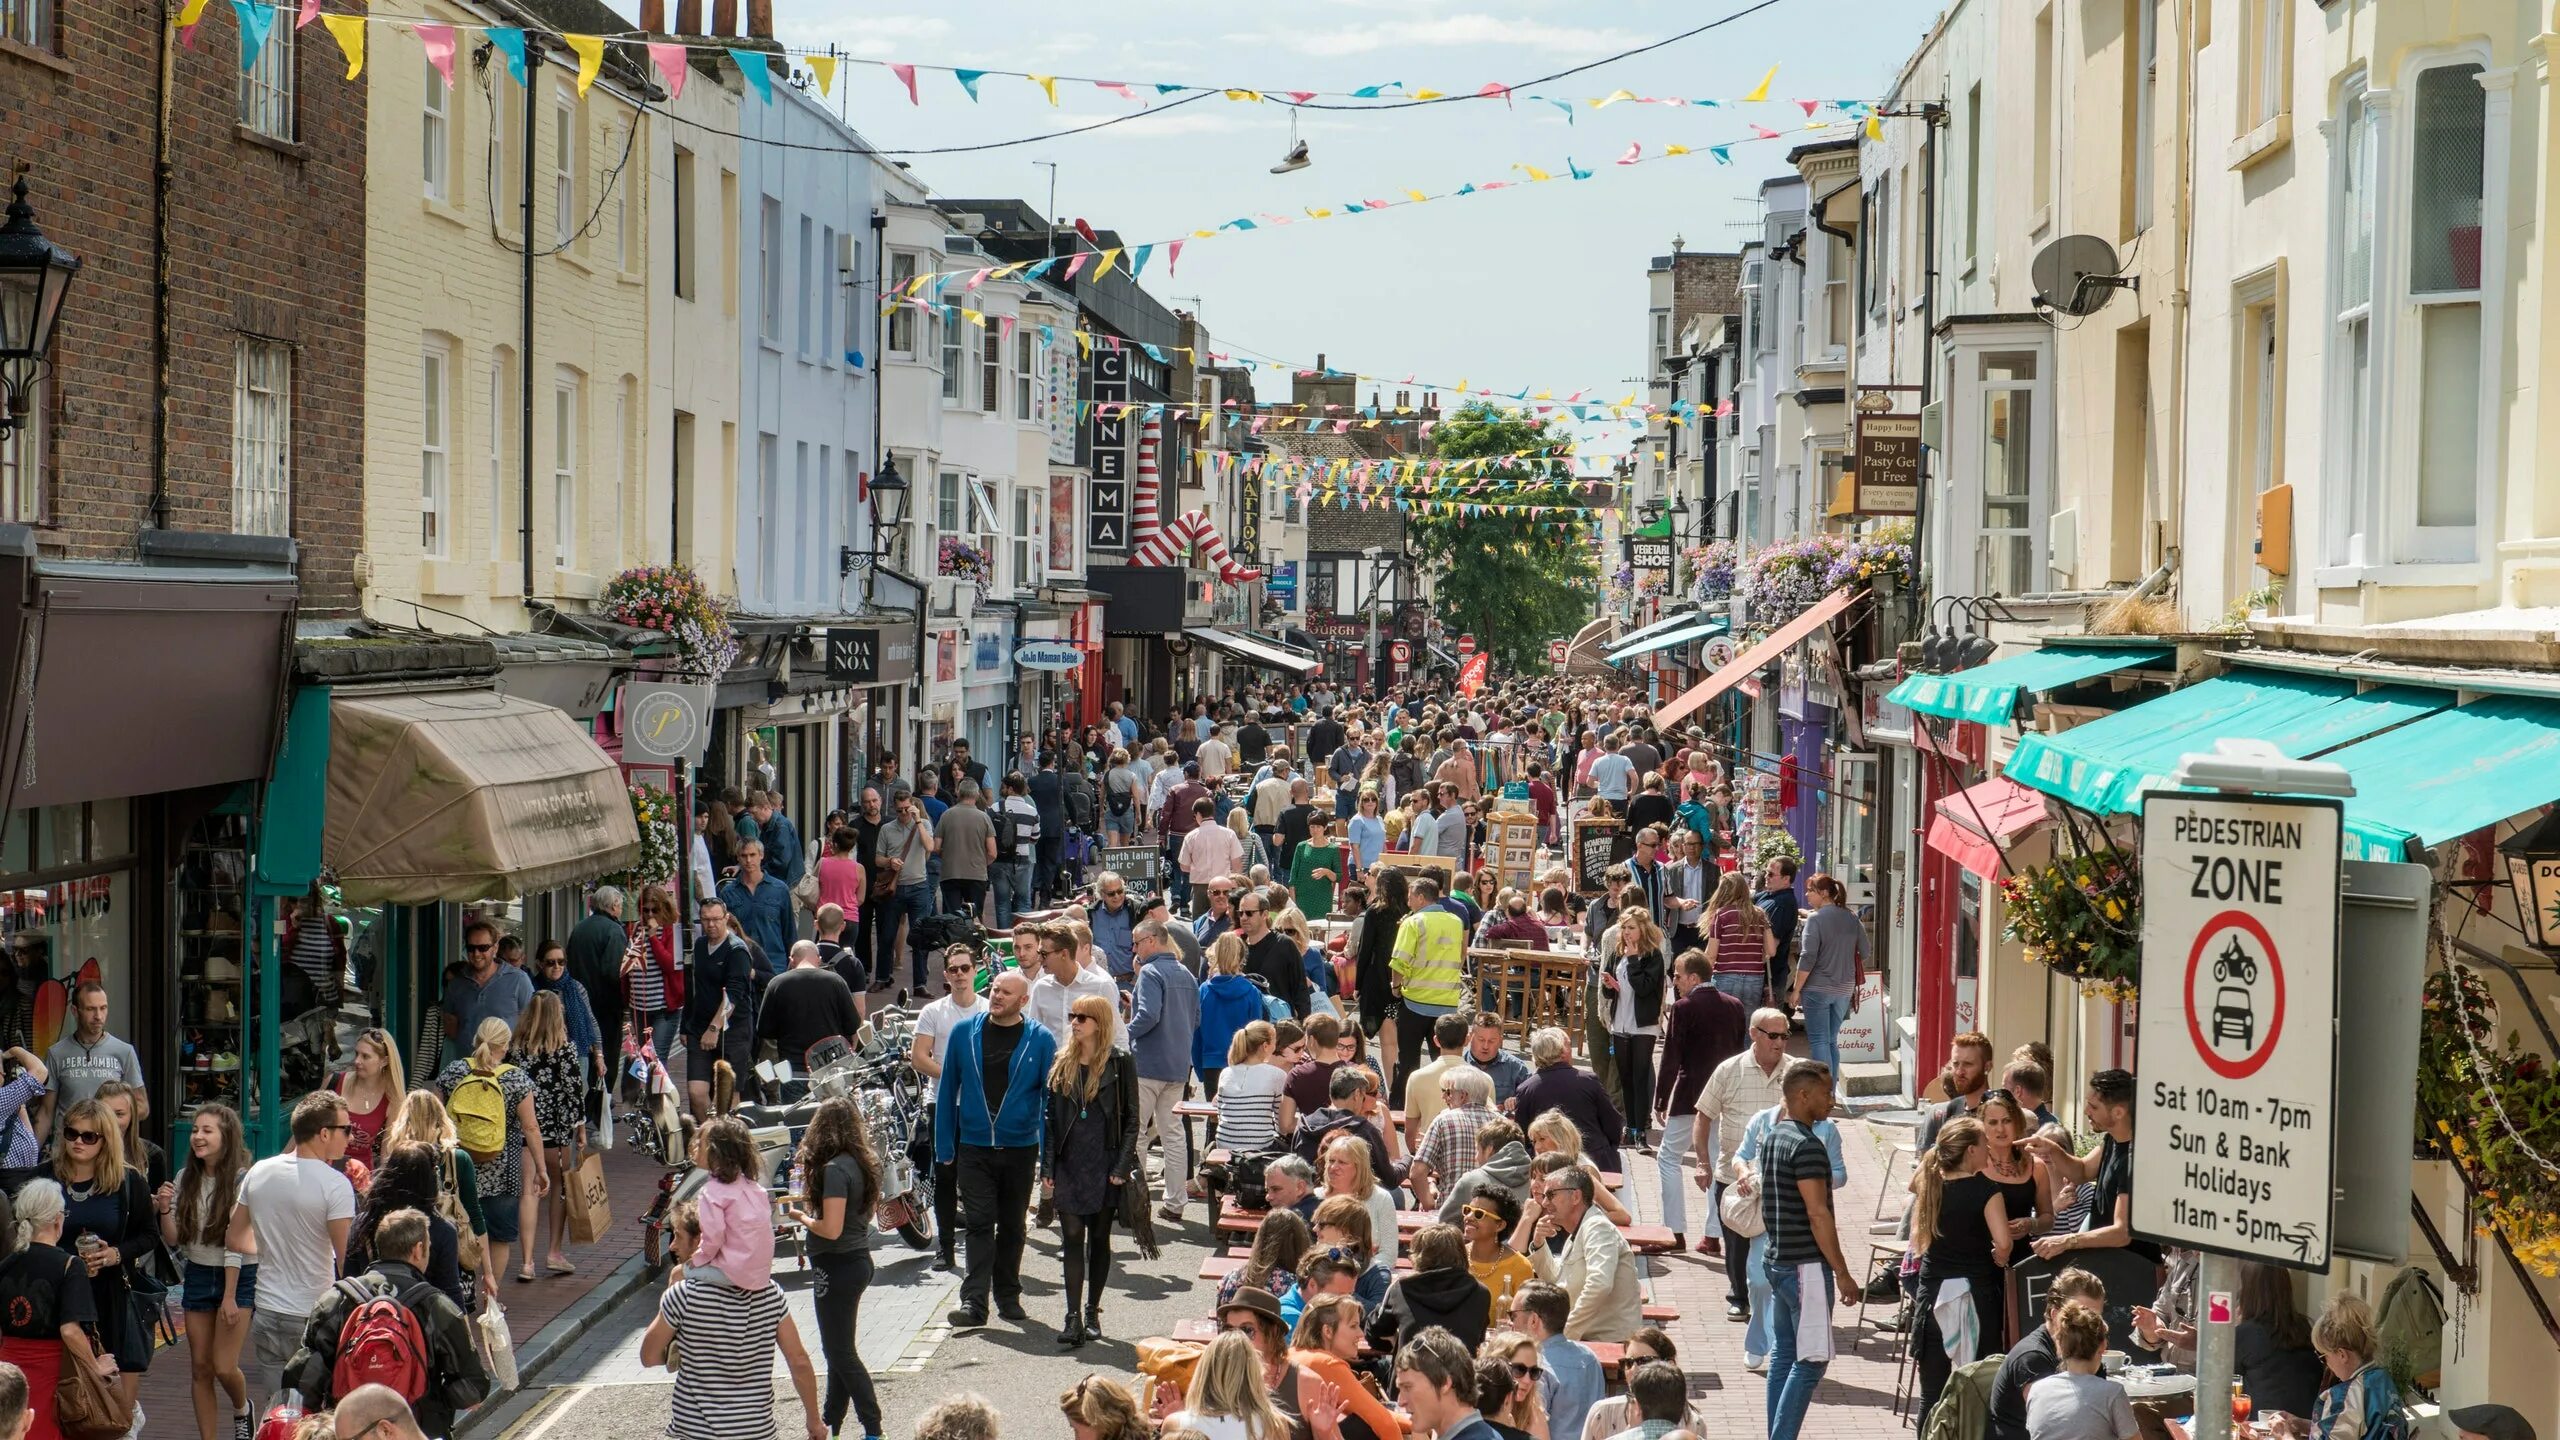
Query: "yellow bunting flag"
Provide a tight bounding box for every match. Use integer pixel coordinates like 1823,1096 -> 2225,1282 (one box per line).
1191,229 -> 1217,238
1405,189 -> 1428,202
175,0 -> 211,25
1222,88 -> 1263,102
1665,144 -> 1690,156
1306,206 -> 1331,219
1590,88 -> 1637,108
1094,248 -> 1120,279
1743,65 -> 1777,102
1517,163 -> 1553,181
1867,114 -> 1884,141
563,34 -> 604,96
1030,73 -> 1058,105
1075,331 -> 1093,357
962,308 -> 985,327
808,53 -> 836,95
321,11 -> 362,75
1412,88 -> 1443,99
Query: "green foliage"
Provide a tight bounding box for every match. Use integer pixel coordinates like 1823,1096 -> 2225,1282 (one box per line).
1403,405 -> 1599,674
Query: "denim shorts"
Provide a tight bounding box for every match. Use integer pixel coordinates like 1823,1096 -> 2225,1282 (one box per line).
181,1259 -> 257,1314
483,1192 -> 524,1243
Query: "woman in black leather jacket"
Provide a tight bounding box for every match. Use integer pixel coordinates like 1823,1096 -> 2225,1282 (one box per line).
1040,993 -> 1138,1349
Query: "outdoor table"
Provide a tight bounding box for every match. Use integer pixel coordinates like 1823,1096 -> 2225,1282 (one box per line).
2119,1370 -> 2197,1402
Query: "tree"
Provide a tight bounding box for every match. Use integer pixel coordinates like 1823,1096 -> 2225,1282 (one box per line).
1400,405 -> 1600,676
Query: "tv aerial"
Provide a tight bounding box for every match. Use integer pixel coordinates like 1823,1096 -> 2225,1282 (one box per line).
2031,234 -> 2138,316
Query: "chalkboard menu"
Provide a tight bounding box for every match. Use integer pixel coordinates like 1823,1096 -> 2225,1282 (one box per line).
2007,1250 -> 2161,1357
1574,817 -> 1625,894
1100,844 -> 1164,900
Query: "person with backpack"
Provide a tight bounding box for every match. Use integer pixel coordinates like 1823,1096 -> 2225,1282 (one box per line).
282,1208 -> 486,1439
992,774 -> 1042,930
433,1020 -> 543,1296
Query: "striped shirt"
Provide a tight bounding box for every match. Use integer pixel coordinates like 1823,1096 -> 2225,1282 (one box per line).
1214,1062 -> 1289,1154
1760,1117 -> 1832,1267
660,1277 -> 791,1439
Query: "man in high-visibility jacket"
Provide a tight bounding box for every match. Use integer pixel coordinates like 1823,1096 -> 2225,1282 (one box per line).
1392,873 -> 1469,1101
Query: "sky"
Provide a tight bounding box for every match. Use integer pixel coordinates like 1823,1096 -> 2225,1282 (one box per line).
772,0 -> 1941,467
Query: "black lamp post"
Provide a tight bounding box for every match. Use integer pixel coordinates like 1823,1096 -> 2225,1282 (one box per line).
0,175 -> 81,442
840,453 -> 912,575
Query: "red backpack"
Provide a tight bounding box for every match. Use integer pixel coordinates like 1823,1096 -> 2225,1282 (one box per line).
329,1278 -> 435,1405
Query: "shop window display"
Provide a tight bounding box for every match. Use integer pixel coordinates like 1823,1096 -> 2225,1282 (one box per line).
173,812 -> 248,1119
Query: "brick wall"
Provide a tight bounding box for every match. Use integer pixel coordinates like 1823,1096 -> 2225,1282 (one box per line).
1670,251 -> 1743,332
0,0 -> 366,612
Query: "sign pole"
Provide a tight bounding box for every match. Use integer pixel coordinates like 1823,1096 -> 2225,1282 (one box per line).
2194,1256 -> 2237,1440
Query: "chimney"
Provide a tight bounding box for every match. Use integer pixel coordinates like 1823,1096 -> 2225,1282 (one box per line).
674,0 -> 699,32
747,0 -> 771,36
710,0 -> 734,37
640,0 -> 663,31
1315,352 -> 1326,373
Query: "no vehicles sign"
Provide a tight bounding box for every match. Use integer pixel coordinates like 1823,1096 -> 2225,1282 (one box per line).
2134,791 -> 2341,1269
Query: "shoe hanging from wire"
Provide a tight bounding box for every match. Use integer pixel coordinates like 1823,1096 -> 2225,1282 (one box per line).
1271,109 -> 1310,174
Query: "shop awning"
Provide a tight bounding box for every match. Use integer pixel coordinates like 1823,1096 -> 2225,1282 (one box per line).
1601,608 -> 1705,658
1924,776 -> 2051,880
1650,587 -> 1857,729
2006,672 -> 2449,815
1887,644 -> 2173,727
1189,627 -> 1322,677
326,690 -> 641,906
2314,695 -> 2560,860
1606,615 -> 1730,664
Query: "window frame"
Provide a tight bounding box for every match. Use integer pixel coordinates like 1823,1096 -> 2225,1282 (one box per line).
887,252 -> 917,354
551,370 -> 582,570
552,85 -> 577,249
940,306 -> 964,404
232,337 -> 292,538
422,60 -> 451,202
0,362 -> 45,525
1015,330 -> 1035,419
759,196 -> 783,344
980,323 -> 1001,414
936,468 -> 963,534
2319,72 -> 2379,575
671,146 -> 696,300
421,344 -> 452,557
238,12 -> 295,141
0,0 -> 54,55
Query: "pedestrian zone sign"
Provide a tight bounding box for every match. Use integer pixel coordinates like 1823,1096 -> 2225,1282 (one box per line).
2134,790 -> 2340,1269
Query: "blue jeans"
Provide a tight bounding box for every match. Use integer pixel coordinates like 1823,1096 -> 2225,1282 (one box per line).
1764,1259 -> 1833,1440
1745,1231 -> 1773,1363
991,858 -> 1036,928
1801,987 -> 1852,1078
894,883 -> 934,986
1713,973 -> 1766,1013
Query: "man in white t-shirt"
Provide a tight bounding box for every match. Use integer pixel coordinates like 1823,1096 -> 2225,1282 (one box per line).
232,1091 -> 357,1415
1023,923 -> 1124,1052
908,944 -> 987,1272
1196,727 -> 1233,783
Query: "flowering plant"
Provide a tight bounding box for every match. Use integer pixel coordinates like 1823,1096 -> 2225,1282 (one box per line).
2419,964 -> 2560,1275
1751,826 -> 1802,874
601,565 -> 738,681
1999,848 -> 2142,997
939,537 -> 992,600
1689,540 -> 1738,601
1739,532 -> 1916,630
608,783 -> 681,890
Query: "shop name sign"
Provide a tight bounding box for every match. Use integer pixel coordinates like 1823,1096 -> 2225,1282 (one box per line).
1854,401 -> 1923,516
1631,539 -> 1674,572
2134,790 -> 2341,1270
1015,641 -> 1083,673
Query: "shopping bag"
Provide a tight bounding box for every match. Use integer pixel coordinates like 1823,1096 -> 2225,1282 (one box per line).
596,1098 -> 615,1152
565,1146 -> 614,1244
476,1300 -> 520,1391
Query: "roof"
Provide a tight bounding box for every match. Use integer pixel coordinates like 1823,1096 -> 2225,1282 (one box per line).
1259,429 -> 1404,462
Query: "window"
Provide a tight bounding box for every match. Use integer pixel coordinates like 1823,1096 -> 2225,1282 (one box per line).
2408,60 -> 2489,548
0,0 -> 52,52
552,89 -> 576,248
671,147 -> 696,299
719,169 -> 738,317
1823,233 -> 1851,352
1978,351 -> 2039,595
820,226 -> 837,364
422,60 -> 450,201
1863,176 -> 1892,320
798,215 -> 815,357
1015,331 -> 1035,418
552,373 -> 581,568
671,409 -> 695,564
2128,0 -> 2157,235
941,306 -> 963,402
2323,77 -> 2377,570
238,13 -> 294,141
233,338 -> 291,537
1963,83 -> 1983,267
794,441 -> 811,596
817,446 -> 834,584
1651,310 -> 1670,377
611,127 -> 631,270
840,238 -> 859,364
888,253 -> 917,353
758,435 -> 781,604
2239,296 -> 2280,503
980,325 -> 1000,413
612,379 -> 633,563
1012,485 -> 1040,590
421,346 -> 450,556
0,369 -> 43,523
2032,7 -> 2055,216
1742,260 -> 1762,362
2243,0 -> 2287,130
936,469 -> 962,534
759,197 -> 782,342
967,474 -> 1000,556
489,349 -> 516,561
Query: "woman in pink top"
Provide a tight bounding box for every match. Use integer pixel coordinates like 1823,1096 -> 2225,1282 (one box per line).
815,824 -> 866,924
685,1116 -> 775,1290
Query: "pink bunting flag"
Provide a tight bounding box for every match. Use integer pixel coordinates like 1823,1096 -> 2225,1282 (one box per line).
1751,124 -> 1781,139
963,268 -> 991,291
889,63 -> 919,104
1063,252 -> 1090,281
297,0 -> 316,30
1166,239 -> 1183,275
647,41 -> 687,99
998,315 -> 1016,341
417,23 -> 457,88
1251,418 -> 1268,434
1797,99 -> 1819,117
1285,90 -> 1315,103
1477,81 -> 1510,103
1616,142 -> 1640,165
1333,420 -> 1351,434
1096,80 -> 1135,100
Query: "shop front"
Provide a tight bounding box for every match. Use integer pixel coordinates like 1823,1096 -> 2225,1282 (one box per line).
1090,565 -> 1217,720
823,614 -> 921,791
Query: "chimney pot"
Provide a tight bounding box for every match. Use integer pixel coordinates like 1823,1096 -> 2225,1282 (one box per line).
747,0 -> 770,37
674,0 -> 699,31
640,0 -> 663,30
710,0 -> 734,37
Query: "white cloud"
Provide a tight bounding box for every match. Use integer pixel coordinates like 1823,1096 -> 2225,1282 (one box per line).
785,14 -> 951,59
1227,14 -> 1641,59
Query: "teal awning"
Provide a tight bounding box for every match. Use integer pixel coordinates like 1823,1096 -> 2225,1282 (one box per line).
1607,616 -> 1729,663
2316,695 -> 2560,860
1887,644 -> 2172,726
2006,672 -> 2448,815
1603,608 -> 1708,657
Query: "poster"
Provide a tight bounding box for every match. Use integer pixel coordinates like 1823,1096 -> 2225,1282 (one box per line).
935,630 -> 959,684
1047,474 -> 1079,574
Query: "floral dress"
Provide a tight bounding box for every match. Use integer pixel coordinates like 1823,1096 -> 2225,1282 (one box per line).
436,1060 -> 537,1197
509,1045 -> 587,1151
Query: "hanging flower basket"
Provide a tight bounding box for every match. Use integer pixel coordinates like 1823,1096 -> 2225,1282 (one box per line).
601,564 -> 739,682
939,537 -> 993,601
2417,964 -> 2560,1275
1738,531 -> 1915,632
2000,850 -> 2142,999
607,783 -> 681,891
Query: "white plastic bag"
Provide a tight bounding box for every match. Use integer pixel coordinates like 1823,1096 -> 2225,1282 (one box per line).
476,1300 -> 520,1391
596,1098 -> 615,1152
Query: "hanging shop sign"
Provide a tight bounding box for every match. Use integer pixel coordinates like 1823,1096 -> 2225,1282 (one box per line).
1854,389 -> 1923,516
1015,641 -> 1084,673
2135,790 -> 2342,1270
621,681 -> 715,765
1269,561 -> 1299,611
1088,348 -> 1131,551
1631,538 -> 1675,572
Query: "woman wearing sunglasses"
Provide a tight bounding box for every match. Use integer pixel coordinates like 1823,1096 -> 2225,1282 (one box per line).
54,1098 -> 156,1413
1041,995 -> 1138,1348
1473,1332 -> 1549,1440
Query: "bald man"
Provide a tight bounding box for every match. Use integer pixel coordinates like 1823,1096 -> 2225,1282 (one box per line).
933,969 -> 1059,1329
332,1384 -> 428,1440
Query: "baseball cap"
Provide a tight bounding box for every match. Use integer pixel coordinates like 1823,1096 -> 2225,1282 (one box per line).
2451,1407 -> 2538,1440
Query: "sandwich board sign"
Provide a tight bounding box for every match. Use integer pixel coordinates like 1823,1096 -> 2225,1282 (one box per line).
2133,790 -> 2341,1269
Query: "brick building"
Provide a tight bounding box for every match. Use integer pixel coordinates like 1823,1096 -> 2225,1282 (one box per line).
0,0 -> 366,610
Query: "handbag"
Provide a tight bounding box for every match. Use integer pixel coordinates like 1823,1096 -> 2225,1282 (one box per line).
437,1147 -> 488,1274
792,866 -> 822,914
54,1340 -> 131,1440
1720,1167 -> 1766,1239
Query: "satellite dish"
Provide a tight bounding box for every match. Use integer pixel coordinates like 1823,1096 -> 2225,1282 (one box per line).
2032,234 -> 2138,316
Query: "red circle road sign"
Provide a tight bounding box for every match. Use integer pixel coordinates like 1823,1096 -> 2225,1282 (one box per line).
1389,640 -> 1412,662
2181,908 -> 2287,1080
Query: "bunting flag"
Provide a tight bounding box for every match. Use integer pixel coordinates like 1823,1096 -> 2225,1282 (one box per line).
1743,65 -> 1778,102
175,0 -> 211,27
1166,239 -> 1183,275
484,25 -> 526,84
731,47 -> 772,103
888,61 -> 918,103
231,0 -> 274,71
953,67 -> 983,100
295,0 -> 315,29
806,52 -> 835,94
1029,73 -> 1058,105
648,40 -> 686,98
565,33 -> 604,96
320,11 -> 362,75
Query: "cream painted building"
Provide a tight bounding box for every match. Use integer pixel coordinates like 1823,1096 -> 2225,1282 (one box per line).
358,4 -> 661,634
646,56 -> 744,589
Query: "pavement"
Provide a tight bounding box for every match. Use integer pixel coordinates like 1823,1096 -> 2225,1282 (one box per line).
469,1056 -> 1932,1440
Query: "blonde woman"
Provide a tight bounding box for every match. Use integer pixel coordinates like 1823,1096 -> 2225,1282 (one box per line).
327,1026 -> 406,1171
437,1018 -> 544,1289
1478,1330 -> 1550,1440
55,1096 -> 156,1406
1318,1133 -> 1400,1267
0,1178 -> 112,1440
1211,1018 -> 1294,1156
1166,1329 -> 1290,1440
1041,993 -> 1138,1346
381,1088 -> 489,1280
1705,870 -> 1775,1010
1525,1111 -> 1633,1226
1601,907 -> 1667,1151
511,990 -> 587,1280
1224,808 -> 1271,877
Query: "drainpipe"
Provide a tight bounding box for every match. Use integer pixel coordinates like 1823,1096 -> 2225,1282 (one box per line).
870,208 -> 887,602
520,45 -> 544,602
1910,101 -> 1945,635
148,5 -> 175,530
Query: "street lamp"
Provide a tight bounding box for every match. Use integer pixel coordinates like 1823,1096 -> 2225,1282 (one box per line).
0,174 -> 81,442
2500,807 -> 2560,950
839,452 -> 912,575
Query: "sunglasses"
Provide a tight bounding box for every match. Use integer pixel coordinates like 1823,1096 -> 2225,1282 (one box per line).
61,1129 -> 101,1146
1071,1015 -> 1097,1026
1238,907 -> 1265,917
1507,1362 -> 1539,1380
1756,1028 -> 1788,1040
1220,1318 -> 1263,1338
465,942 -> 496,954
1462,1207 -> 1502,1226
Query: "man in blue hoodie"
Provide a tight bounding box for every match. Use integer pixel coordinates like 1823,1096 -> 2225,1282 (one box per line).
935,970 -> 1056,1329
1127,920 -> 1201,1223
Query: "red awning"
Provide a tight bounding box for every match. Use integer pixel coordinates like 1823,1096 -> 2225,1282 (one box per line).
1923,776 -> 2052,880
1650,587 -> 1857,729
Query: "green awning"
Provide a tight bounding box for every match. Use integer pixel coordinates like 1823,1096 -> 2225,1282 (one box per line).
2006,672 -> 2448,814
1607,616 -> 1729,663
1887,644 -> 2173,727
2315,695 -> 2560,860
